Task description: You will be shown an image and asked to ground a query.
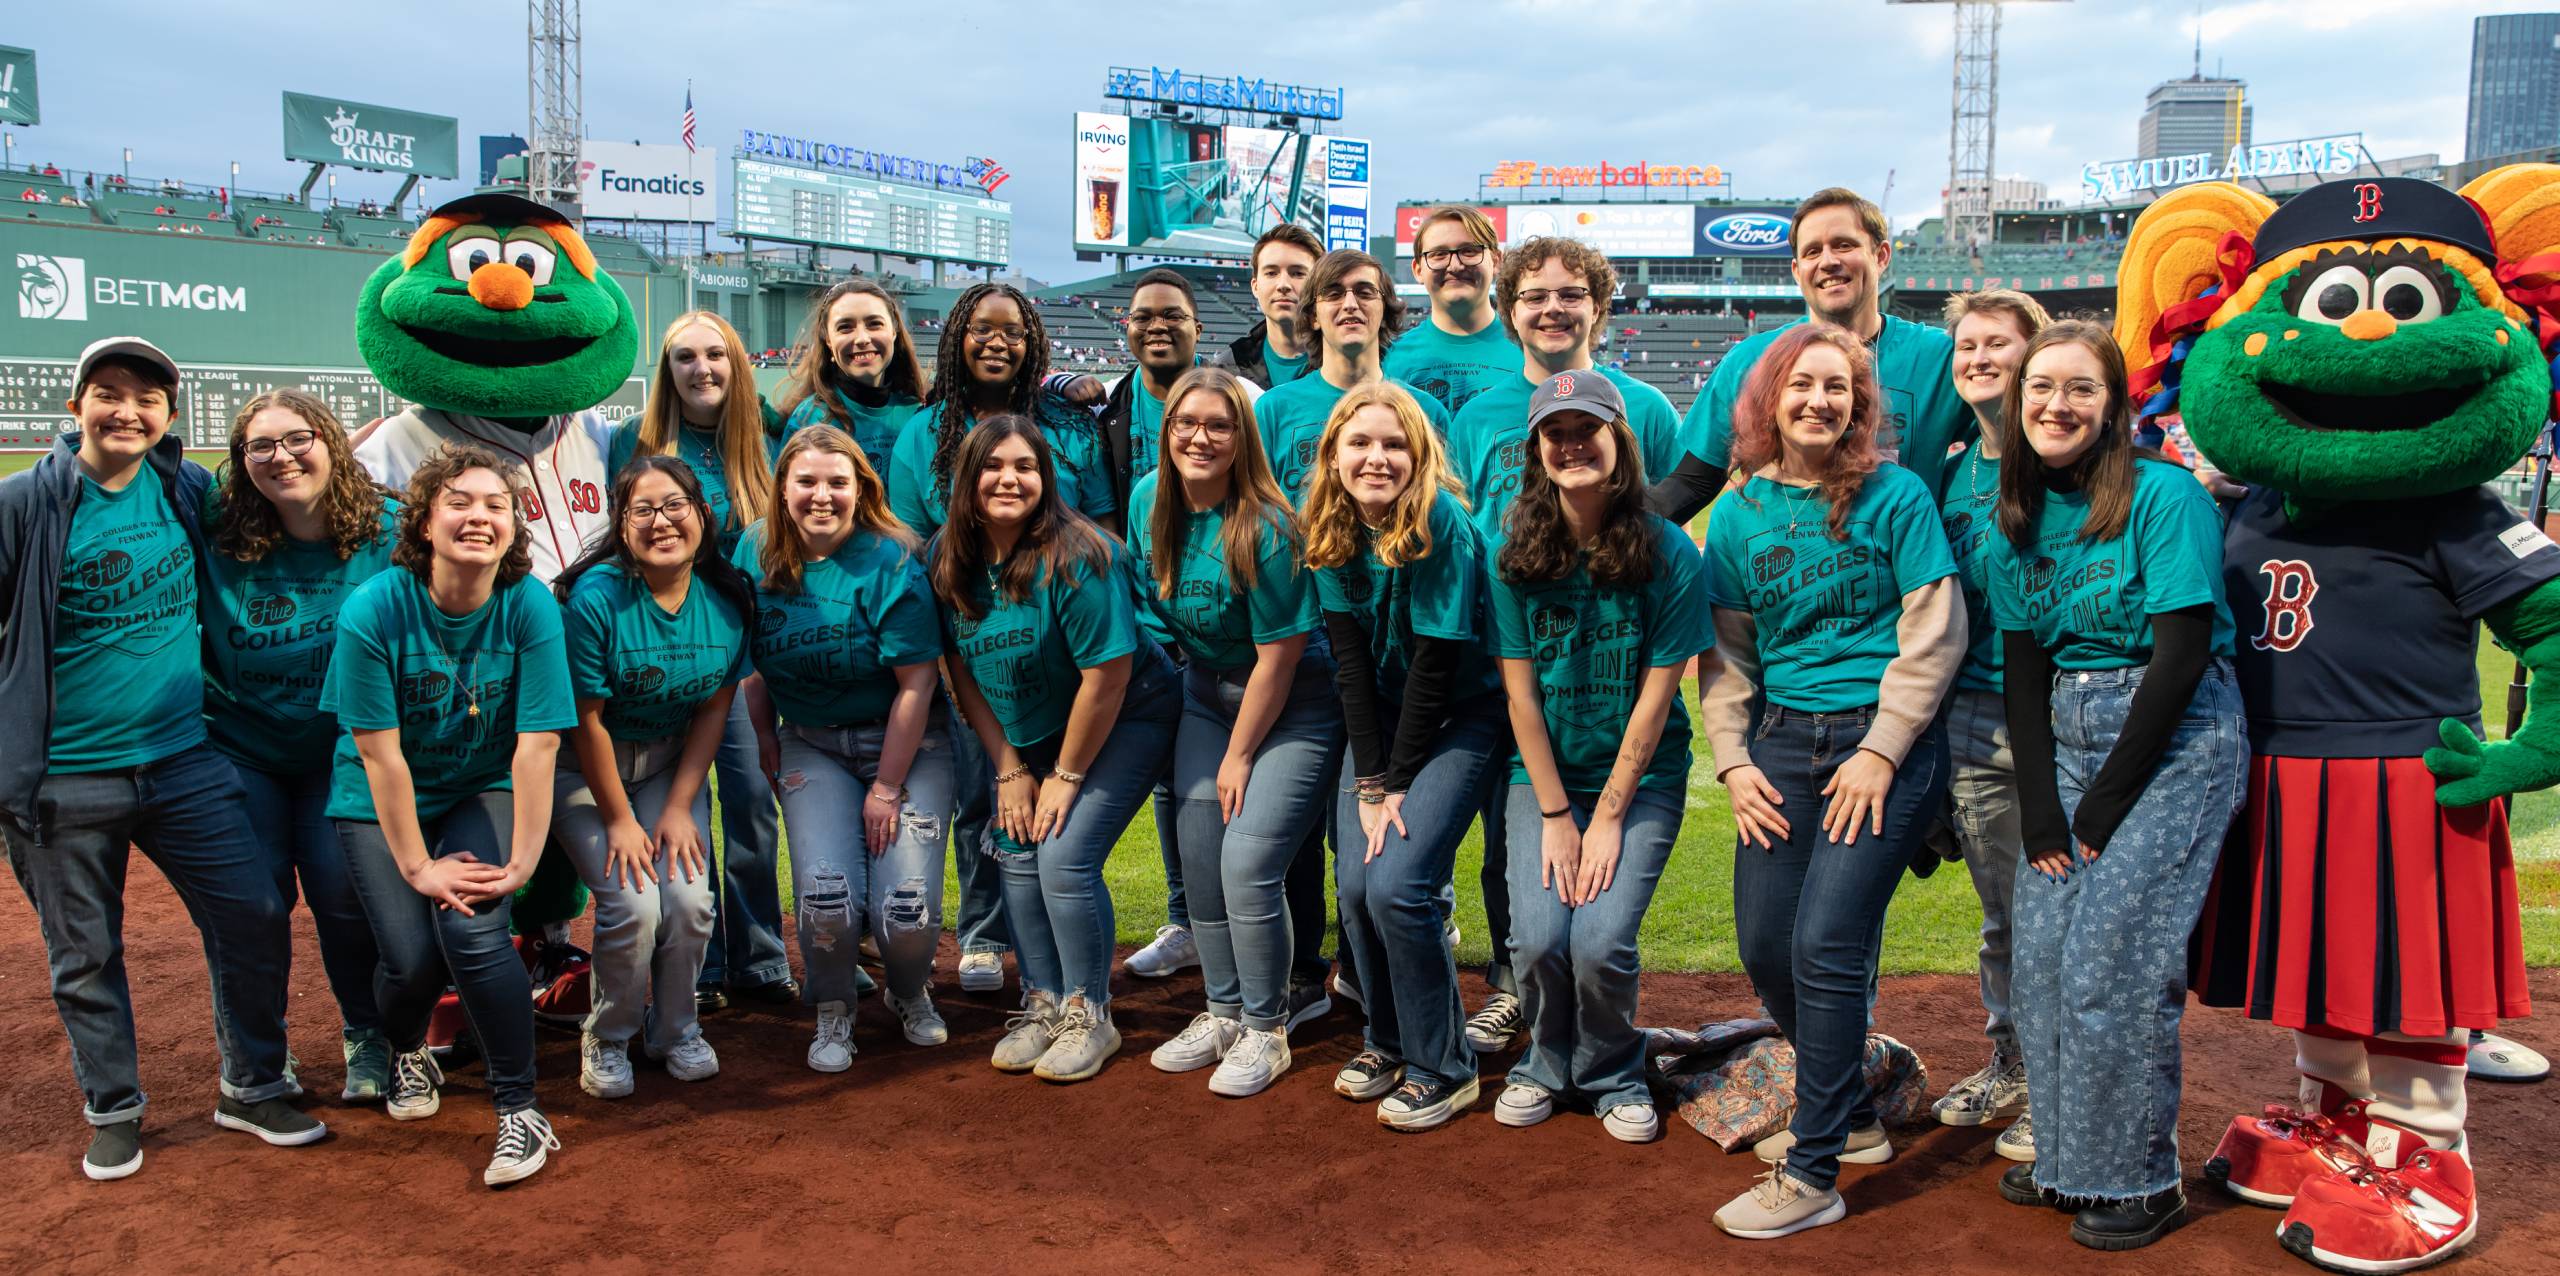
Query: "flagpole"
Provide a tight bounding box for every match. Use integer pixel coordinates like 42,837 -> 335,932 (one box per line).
685,80 -> 695,235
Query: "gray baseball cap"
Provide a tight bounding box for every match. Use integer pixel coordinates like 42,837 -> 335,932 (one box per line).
73,335 -> 181,393
1526,368 -> 1623,430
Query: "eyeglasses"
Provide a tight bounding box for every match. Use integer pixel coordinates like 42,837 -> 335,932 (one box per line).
1514,287 -> 1593,308
1316,282 -> 1383,304
965,321 -> 1030,345
1125,309 -> 1194,330
243,430 -> 319,463
625,496 -> 696,525
1168,415 -> 1235,441
2020,378 -> 2106,408
1418,243 -> 1489,269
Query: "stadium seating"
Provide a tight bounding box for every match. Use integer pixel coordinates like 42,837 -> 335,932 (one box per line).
236,196 -> 328,232
93,188 -> 220,222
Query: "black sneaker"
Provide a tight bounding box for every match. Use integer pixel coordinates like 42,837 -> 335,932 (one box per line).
83,1120 -> 142,1181
1285,974 -> 1333,1030
738,976 -> 802,1006
1999,1162 -> 2069,1210
695,984 -> 730,1014
213,1095 -> 328,1146
1333,1050 -> 1404,1101
2071,1187 -> 2187,1251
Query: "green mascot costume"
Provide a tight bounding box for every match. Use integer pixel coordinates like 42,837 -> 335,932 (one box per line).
352,190 -> 642,1017
2115,167 -> 2560,1272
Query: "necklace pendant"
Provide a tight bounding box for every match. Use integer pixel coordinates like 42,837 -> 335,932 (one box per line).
467,703 -> 480,718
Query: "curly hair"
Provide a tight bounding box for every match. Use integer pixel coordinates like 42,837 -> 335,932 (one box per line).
927,415 -> 1110,622
391,444 -> 534,590
211,388 -> 394,562
922,282 -> 1049,512
758,424 -> 915,593
1726,324 -> 1885,542
554,454 -> 756,625
1494,237 -> 1619,346
1301,382 -> 1463,572
1497,406 -> 1655,588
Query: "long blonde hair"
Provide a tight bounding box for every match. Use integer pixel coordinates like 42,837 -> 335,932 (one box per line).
756,424 -> 914,592
636,310 -> 774,533
1302,382 -> 1463,571
1148,367 -> 1298,597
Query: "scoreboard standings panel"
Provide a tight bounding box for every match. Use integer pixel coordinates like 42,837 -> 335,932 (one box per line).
732,157 -> 1012,266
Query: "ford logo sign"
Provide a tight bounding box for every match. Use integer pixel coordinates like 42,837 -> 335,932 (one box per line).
1700,213 -> 1791,253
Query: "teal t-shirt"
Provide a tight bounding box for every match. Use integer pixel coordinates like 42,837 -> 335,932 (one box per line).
780,387 -> 922,480
1382,318 -> 1523,418
888,392 -> 1115,532
1986,458 -> 2237,671
1126,471 -> 1320,672
201,500 -> 399,772
1312,489 -> 1500,709
1942,443 -> 2006,693
1128,378 -> 1166,482
562,563 -> 751,743
1448,367 -> 1687,532
1488,515 -> 1717,795
607,415 -> 787,544
732,522 -> 942,729
1256,374 -> 1453,504
320,572 -> 580,824
1703,465 -> 1959,712
1262,338 -> 1311,387
49,465 -> 205,772
1678,314 -> 1974,501
942,536 -> 1150,748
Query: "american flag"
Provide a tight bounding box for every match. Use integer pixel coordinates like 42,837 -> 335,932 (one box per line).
680,86 -> 697,154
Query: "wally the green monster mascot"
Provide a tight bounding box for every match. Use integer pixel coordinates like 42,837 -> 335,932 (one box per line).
2116,169 -> 2560,1273
352,190 -> 642,1011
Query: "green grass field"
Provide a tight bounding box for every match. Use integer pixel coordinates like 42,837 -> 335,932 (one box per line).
13,448 -> 2548,973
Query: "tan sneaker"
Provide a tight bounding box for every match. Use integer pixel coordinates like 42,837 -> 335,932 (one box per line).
1032,995 -> 1122,1083
1754,1121 -> 1894,1165
991,991 -> 1062,1073
1714,1167 -> 1847,1239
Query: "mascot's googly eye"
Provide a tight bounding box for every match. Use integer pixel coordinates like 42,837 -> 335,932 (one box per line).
503,239 -> 559,286
2372,264 -> 2445,324
445,235 -> 504,280
2296,263 -> 2369,325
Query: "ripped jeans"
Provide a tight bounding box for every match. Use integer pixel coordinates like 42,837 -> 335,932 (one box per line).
774,719 -> 957,1009
552,735 -> 716,1053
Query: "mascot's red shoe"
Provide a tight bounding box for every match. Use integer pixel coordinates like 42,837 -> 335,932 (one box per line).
525,935 -> 594,1029
2279,1141 -> 2476,1275
2203,1084 -> 2372,1207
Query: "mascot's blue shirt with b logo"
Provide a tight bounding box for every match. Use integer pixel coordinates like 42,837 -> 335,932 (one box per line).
732,522 -> 941,731
2224,484 -> 2560,757
562,562 -> 751,743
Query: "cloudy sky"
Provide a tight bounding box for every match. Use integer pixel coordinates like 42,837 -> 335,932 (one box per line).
6,0 -> 2529,278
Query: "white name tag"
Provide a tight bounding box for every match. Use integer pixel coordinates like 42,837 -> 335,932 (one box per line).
2499,521 -> 2556,558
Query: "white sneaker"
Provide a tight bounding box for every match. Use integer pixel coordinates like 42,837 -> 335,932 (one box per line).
992,991 -> 1062,1072
808,1000 -> 855,1073
1996,1111 -> 2037,1162
483,1108 -> 561,1187
1032,996 -> 1122,1083
1713,1167 -> 1846,1239
958,951 -> 1005,993
1603,1102 -> 1662,1143
887,986 -> 949,1047
1933,1055 -> 2029,1126
1495,1081 -> 1554,1127
1465,992 -> 1524,1052
1331,970 -> 1363,1010
1124,925 -> 1199,978
1208,1028 -> 1291,1098
579,1032 -> 634,1099
1153,1011 -> 1243,1074
387,1046 -> 443,1122
662,1035 -> 719,1082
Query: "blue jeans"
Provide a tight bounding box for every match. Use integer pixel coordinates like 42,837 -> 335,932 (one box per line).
1947,688 -> 2023,1063
1502,783 -> 1683,1113
2018,663 -> 2245,1201
1172,664 -> 1343,1029
995,669 -> 1179,1010
337,791 -> 539,1114
946,716 -> 1012,956
1154,781 -> 1190,932
235,758 -> 383,1038
1477,726 -> 1519,996
553,737 -> 716,1052
1334,707 -> 1502,1089
1733,704 -> 1945,1191
776,719 -> 958,1006
702,695 -> 791,991
1,744 -> 294,1124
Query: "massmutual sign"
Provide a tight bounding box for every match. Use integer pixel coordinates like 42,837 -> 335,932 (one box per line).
2080,133 -> 2366,203
1104,66 -> 1343,121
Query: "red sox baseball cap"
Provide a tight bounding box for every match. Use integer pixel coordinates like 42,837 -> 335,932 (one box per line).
1527,368 -> 1624,430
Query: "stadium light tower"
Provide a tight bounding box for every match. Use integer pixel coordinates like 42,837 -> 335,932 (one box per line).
1890,0 -> 2070,251
527,0 -> 583,212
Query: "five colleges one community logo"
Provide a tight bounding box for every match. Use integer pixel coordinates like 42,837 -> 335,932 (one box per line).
17,254 -> 249,321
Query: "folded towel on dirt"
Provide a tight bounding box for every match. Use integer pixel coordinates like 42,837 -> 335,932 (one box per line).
1646,1020 -> 1929,1150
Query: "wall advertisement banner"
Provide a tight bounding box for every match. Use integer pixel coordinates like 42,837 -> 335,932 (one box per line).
282,91 -> 461,179
0,46 -> 37,127
1072,111 -> 1133,250
578,140 -> 714,223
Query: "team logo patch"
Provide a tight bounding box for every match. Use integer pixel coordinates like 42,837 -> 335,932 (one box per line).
2498,520 -> 2555,559
2252,559 -> 2319,653
1553,372 -> 1577,397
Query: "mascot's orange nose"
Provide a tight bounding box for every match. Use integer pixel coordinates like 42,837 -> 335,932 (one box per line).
467,262 -> 535,312
2339,311 -> 2398,342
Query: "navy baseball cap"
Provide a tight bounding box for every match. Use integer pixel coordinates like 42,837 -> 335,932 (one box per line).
2253,177 -> 2497,265
1527,369 -> 1624,430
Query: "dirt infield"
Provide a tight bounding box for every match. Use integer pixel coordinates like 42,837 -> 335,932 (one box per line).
2,867 -> 2552,1275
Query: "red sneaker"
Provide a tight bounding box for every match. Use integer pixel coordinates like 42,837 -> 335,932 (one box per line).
2278,1141 -> 2476,1274
524,936 -> 593,1029
2203,1087 -> 2372,1208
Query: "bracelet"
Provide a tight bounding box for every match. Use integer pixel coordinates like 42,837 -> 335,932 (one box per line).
994,763 -> 1034,784
1541,804 -> 1571,819
866,785 -> 906,805
1355,773 -> 1388,798
1052,767 -> 1087,785
1357,789 -> 1387,805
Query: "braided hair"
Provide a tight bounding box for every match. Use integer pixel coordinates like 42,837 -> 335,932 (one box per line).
923,282 -> 1050,508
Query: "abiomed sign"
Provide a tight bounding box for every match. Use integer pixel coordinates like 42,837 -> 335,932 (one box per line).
1104,66 -> 1343,121
2080,134 -> 2366,203
282,91 -> 461,180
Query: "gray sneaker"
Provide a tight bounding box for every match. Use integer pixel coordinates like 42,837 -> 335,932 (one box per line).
1934,1055 -> 2029,1127
341,1029 -> 391,1103
1033,996 -> 1122,1083
991,991 -> 1062,1073
1464,993 -> 1524,1052
1996,1111 -> 2037,1162
84,1119 -> 143,1181
212,1095 -> 327,1146
1714,1166 -> 1847,1239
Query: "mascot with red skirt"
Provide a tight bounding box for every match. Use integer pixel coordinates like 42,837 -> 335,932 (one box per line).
2115,167 -> 2560,1273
